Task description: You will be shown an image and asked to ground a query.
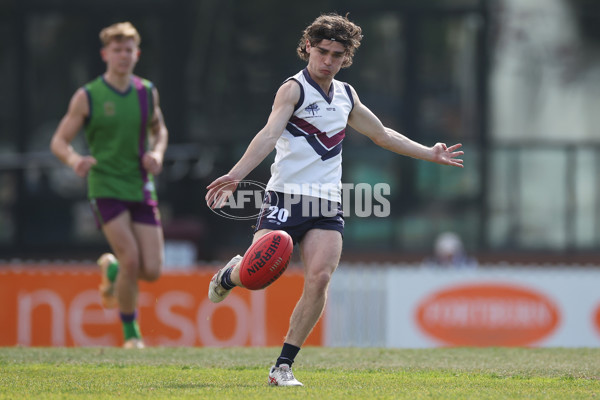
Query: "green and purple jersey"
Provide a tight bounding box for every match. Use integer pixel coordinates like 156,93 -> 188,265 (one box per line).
83,75 -> 157,202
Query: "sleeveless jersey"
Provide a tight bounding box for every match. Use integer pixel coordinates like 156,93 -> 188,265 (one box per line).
83,75 -> 157,202
266,69 -> 354,202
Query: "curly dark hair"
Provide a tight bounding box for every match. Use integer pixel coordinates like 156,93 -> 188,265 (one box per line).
297,13 -> 363,68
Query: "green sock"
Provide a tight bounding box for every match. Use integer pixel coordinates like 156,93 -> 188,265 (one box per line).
107,261 -> 119,282
123,320 -> 142,341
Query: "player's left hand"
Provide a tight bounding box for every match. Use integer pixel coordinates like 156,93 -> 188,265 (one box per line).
142,151 -> 164,175
431,143 -> 464,168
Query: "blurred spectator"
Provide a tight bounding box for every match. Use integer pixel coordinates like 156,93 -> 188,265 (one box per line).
422,231 -> 477,269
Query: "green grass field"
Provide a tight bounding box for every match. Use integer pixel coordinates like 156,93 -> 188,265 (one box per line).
1,347 -> 599,399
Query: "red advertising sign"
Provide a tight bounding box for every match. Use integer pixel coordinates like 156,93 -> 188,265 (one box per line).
0,266 -> 322,347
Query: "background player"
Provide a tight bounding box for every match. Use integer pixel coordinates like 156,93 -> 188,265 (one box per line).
50,22 -> 168,349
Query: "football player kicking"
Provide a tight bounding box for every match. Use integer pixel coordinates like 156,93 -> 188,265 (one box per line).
206,13 -> 463,386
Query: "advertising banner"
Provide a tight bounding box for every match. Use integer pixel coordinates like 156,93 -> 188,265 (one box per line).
325,266 -> 600,348
0,266 -> 323,347
4,264 -> 600,348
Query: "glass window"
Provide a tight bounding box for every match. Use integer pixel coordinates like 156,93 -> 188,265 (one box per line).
0,20 -> 17,155
418,14 -> 482,142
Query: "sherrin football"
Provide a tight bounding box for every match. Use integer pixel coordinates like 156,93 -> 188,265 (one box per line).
239,230 -> 293,290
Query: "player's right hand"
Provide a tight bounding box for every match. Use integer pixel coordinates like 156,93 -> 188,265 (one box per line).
205,174 -> 239,209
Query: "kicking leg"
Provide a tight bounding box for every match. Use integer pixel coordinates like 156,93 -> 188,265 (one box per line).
207,229 -> 272,303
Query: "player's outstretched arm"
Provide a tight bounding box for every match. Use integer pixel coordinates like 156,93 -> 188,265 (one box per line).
50,88 -> 98,177
206,80 -> 300,209
347,85 -> 464,168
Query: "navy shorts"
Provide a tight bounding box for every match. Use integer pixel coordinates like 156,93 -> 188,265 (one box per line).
254,191 -> 344,244
90,198 -> 161,229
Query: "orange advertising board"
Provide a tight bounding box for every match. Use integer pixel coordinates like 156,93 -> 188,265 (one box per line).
0,266 -> 322,347
415,283 -> 561,346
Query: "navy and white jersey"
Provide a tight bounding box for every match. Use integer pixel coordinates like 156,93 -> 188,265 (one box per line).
266,68 -> 354,202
